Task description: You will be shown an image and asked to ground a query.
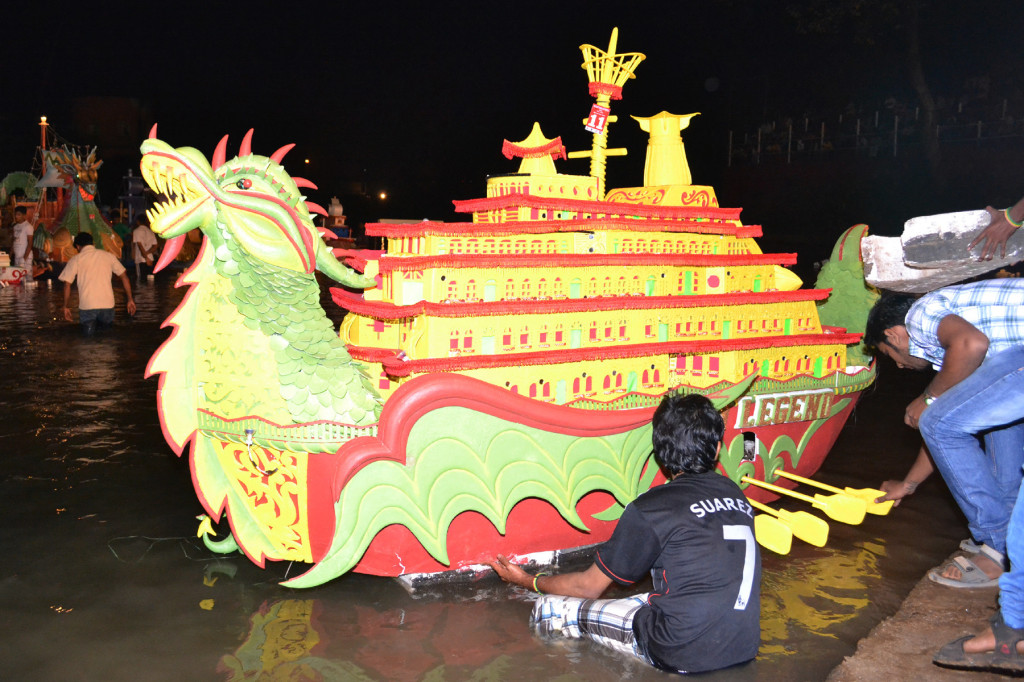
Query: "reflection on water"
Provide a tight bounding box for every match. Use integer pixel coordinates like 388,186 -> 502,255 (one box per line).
218,596 -> 541,681
200,541 -> 896,681
0,279 -> 968,681
761,541 -> 884,656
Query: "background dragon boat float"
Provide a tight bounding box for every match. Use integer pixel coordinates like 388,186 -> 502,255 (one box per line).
141,30 -> 876,586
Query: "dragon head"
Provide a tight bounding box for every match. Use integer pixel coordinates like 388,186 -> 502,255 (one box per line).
139,126 -> 374,288
50,146 -> 103,197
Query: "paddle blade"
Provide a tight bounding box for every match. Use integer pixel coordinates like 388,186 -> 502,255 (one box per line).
844,487 -> 895,515
813,493 -> 867,524
778,508 -> 830,547
754,514 -> 792,555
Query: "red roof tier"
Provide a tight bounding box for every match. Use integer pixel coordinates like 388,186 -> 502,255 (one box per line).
375,252 -> 798,273
452,192 -> 742,221
365,218 -> 762,239
332,288 -> 832,320
501,138 -> 567,160
348,331 -> 862,378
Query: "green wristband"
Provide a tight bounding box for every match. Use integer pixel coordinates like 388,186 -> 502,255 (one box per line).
1005,208 -> 1023,228
533,571 -> 549,593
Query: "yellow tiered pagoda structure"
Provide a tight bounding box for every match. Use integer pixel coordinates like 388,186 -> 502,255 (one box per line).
337,106 -> 856,407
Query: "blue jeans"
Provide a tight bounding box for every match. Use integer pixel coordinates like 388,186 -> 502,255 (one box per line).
919,346 -> 1024,555
1001,469 -> 1024,627
79,308 -> 115,336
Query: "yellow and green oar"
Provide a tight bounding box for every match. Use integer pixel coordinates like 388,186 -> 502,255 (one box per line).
749,498 -> 829,547
742,476 -> 867,525
773,470 -> 894,515
753,513 -> 793,555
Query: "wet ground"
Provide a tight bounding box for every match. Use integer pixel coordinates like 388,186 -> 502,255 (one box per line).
0,275 -> 973,681
829,572 -> 1007,681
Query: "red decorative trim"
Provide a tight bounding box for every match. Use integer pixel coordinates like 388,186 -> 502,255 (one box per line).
346,345 -> 402,363
331,288 -> 833,320
452,192 -> 742,221
348,331 -> 862,377
366,218 -> 761,239
588,82 -> 623,99
837,223 -> 868,262
331,248 -> 383,273
194,408 -> 376,432
377,251 -> 797,273
329,373 -> 657,494
501,137 -> 566,160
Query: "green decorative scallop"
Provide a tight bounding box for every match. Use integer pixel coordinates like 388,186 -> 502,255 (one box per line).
287,406 -> 657,586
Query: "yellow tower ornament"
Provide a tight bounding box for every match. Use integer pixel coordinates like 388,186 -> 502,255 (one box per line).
633,111 -> 700,187
567,28 -> 645,197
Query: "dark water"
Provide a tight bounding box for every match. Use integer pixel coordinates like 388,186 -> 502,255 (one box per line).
0,277 -> 969,681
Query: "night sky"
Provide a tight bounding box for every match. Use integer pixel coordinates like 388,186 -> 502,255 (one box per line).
2,1 -> 1022,224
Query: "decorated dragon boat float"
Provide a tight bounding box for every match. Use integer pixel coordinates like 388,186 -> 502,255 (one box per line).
140,29 -> 880,588
1,120 -> 125,285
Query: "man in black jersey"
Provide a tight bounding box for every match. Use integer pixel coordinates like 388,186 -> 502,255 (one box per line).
489,393 -> 761,674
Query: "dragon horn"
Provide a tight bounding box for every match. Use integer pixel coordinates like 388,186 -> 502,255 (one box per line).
292,177 -> 318,190
239,129 -> 255,157
270,143 -> 295,165
148,123 -> 158,139
212,135 -> 229,171
306,201 -> 328,216
153,234 -> 186,273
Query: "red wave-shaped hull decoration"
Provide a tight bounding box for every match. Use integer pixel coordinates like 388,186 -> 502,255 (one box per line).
320,372 -> 865,576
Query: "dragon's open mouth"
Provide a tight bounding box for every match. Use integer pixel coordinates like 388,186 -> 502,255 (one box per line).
140,158 -> 209,237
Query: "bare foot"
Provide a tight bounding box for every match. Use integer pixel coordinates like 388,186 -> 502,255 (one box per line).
939,552 -> 1003,581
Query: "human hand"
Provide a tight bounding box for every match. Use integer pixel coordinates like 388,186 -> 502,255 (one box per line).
875,479 -> 917,506
904,396 -> 928,429
487,554 -> 532,589
127,299 -> 137,316
62,306 -> 72,322
968,206 -> 1018,261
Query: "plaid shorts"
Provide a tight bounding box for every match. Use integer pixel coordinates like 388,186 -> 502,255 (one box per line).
530,593 -> 653,664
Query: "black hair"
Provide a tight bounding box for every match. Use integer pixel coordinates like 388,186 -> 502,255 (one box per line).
651,393 -> 724,477
863,292 -> 917,351
14,206 -> 27,216
73,231 -> 94,248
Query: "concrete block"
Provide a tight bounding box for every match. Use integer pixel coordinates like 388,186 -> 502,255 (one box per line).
861,210 -> 1022,293
902,209 -> 1024,268
861,234 -> 1006,293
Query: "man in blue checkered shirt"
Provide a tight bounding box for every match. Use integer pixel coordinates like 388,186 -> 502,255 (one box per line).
865,278 -> 1024,668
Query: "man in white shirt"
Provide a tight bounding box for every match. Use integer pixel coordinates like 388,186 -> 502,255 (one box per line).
132,216 -> 159,279
11,206 -> 34,276
59,232 -> 136,335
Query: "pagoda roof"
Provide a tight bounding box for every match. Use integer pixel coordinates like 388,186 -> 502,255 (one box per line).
365,218 -> 762,239
349,330 -> 862,378
376,251 -> 797,274
332,288 -> 831,321
453,192 -> 741,221
502,123 -> 567,160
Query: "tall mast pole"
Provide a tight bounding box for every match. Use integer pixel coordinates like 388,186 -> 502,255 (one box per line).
567,28 -> 644,198
39,116 -> 48,176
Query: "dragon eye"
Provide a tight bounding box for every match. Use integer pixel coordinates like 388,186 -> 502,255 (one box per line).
236,179 -> 252,189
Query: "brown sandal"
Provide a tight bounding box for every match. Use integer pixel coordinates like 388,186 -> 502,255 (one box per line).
934,610 -> 1024,672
